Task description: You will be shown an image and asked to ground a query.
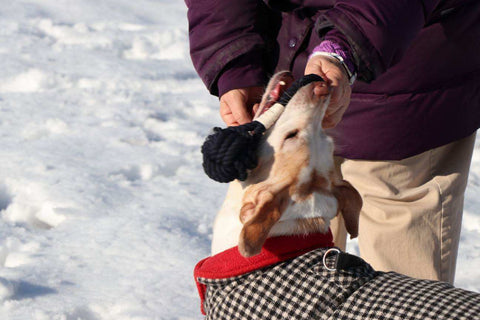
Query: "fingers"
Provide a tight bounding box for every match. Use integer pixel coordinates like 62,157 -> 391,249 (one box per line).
305,55 -> 352,129
305,58 -> 328,82
219,106 -> 239,126
323,103 -> 348,128
220,90 -> 252,126
322,83 -> 351,128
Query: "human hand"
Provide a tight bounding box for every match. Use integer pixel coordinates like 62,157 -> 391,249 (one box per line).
219,86 -> 264,126
305,55 -> 351,128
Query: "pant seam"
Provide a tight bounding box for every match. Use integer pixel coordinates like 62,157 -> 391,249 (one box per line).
429,148 -> 446,282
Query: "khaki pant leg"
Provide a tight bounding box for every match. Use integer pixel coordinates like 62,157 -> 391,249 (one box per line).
336,133 -> 476,283
330,157 -> 348,251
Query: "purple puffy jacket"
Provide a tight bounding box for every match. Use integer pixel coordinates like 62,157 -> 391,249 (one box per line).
186,0 -> 480,160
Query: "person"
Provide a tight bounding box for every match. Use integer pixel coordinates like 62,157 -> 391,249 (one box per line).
185,0 -> 480,284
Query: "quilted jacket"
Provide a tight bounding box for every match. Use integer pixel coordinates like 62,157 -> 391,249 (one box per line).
186,0 -> 480,160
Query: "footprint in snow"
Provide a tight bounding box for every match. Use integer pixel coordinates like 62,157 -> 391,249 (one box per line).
109,162 -> 182,183
21,118 -> 69,141
0,182 -> 67,230
0,184 -> 12,212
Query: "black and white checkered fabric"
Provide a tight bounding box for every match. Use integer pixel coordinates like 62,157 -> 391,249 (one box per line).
197,248 -> 480,319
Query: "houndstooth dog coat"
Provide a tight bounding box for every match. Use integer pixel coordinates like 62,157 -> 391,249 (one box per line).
194,232 -> 480,319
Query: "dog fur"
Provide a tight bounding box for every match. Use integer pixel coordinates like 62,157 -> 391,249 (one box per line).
211,71 -> 361,257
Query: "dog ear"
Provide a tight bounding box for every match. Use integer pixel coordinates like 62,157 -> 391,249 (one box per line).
332,180 -> 362,239
238,185 -> 289,257
254,71 -> 294,119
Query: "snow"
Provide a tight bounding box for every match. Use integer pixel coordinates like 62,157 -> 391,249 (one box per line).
0,0 -> 478,319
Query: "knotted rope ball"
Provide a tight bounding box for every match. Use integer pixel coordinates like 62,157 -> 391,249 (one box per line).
201,74 -> 325,183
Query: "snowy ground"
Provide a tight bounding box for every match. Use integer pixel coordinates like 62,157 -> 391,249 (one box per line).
0,1 -> 478,319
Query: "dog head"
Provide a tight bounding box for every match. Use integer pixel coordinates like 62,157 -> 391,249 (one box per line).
238,72 -> 362,257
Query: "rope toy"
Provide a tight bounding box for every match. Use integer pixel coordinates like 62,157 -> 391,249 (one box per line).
201,74 -> 325,183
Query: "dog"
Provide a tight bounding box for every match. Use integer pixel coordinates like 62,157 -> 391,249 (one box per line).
210,71 -> 360,257
195,72 -> 480,319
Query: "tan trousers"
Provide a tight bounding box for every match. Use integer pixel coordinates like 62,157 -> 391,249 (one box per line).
331,133 -> 476,284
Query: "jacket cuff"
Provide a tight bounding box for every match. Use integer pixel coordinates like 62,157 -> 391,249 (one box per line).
322,29 -> 357,74
216,53 -> 268,98
315,8 -> 383,83
310,29 -> 356,75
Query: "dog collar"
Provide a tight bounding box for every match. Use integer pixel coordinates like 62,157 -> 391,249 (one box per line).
194,230 -> 334,314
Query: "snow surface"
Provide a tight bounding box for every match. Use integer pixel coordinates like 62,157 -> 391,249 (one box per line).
0,0 -> 478,319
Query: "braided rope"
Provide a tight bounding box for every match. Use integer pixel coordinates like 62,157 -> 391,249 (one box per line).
201,122 -> 265,182
201,74 -> 324,183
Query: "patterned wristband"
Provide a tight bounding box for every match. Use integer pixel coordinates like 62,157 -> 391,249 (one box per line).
309,40 -> 356,74
309,40 -> 356,85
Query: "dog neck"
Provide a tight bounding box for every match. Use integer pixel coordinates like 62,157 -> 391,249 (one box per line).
210,73 -> 361,257
211,180 -> 338,255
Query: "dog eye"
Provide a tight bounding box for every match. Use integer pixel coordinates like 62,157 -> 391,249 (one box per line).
285,130 -> 298,140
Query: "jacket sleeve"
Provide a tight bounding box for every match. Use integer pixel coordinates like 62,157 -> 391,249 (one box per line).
185,0 -> 271,96
315,0 -> 441,82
